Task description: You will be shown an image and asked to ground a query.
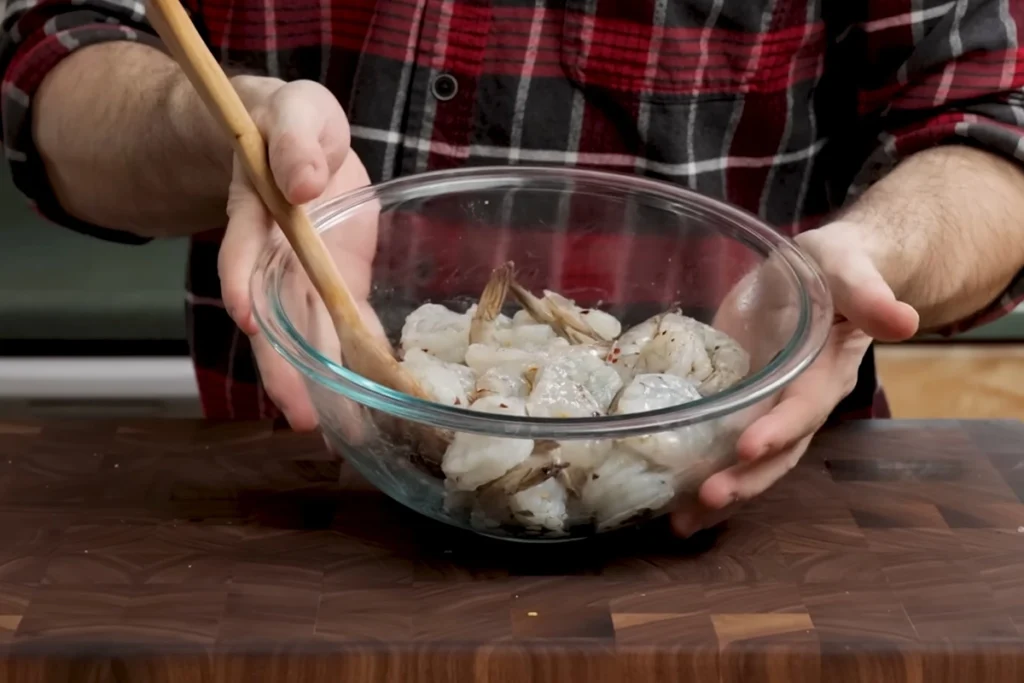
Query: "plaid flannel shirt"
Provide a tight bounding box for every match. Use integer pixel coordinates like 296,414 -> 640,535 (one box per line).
3,0 -> 1024,422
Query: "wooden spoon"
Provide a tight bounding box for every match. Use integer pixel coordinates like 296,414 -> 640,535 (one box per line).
145,0 -> 450,462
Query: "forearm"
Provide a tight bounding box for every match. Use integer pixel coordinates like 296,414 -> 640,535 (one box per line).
837,144 -> 1024,332
32,41 -> 232,238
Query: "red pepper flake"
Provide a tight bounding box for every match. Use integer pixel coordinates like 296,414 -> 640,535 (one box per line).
499,402 -> 509,408
454,397 -> 462,405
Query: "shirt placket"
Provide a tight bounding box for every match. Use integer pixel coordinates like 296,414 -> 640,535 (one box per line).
400,0 -> 493,175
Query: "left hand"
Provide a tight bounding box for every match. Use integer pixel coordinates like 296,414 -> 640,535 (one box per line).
670,221 -> 921,538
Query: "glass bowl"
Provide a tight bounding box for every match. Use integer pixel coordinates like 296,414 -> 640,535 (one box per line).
251,166 -> 832,542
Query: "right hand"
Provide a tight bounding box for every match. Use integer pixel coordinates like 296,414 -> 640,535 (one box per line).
216,76 -> 379,431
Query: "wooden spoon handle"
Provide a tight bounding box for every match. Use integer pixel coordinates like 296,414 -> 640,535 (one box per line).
145,0 -> 369,339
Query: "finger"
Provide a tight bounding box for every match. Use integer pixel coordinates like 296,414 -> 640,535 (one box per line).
699,435 -> 813,510
800,229 -> 919,342
220,164 -> 270,336
735,324 -> 870,461
251,331 -> 319,431
304,293 -> 372,445
671,498 -> 741,538
735,393 -> 828,461
831,252 -> 919,341
264,81 -> 351,205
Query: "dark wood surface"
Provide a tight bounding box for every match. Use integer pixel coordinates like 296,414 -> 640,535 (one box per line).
0,418 -> 1023,682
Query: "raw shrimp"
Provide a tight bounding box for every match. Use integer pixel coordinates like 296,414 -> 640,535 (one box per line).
492,323 -> 560,351
441,395 -> 535,491
626,312 -> 751,395
605,312 -> 667,381
472,360 -> 536,401
580,450 -> 675,532
400,348 -> 476,407
464,343 -> 542,376
395,269 -> 750,537
542,290 -> 621,342
469,263 -> 513,346
611,373 -> 717,472
508,280 -> 614,344
545,345 -> 624,412
512,309 -> 537,327
400,303 -> 473,364
508,478 -> 570,533
693,323 -> 751,395
479,440 -> 567,495
634,313 -> 713,386
542,438 -> 615,496
525,362 -> 604,419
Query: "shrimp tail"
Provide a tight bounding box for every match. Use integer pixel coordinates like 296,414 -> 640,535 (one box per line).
479,440 -> 567,495
508,277 -> 605,345
469,261 -> 513,345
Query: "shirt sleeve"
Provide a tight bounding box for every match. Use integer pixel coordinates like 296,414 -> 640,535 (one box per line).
843,0 -> 1024,336
0,0 -> 167,245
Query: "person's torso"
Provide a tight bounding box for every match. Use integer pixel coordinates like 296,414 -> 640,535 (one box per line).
185,0 -> 892,420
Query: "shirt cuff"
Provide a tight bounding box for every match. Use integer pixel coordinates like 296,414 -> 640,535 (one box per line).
846,113 -> 1024,337
2,23 -> 165,245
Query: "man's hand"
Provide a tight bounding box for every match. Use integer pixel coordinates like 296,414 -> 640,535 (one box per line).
670,221 -> 920,537
217,77 -> 376,431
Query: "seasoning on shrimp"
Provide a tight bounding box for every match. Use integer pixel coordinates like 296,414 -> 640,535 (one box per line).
400,348 -> 476,407
400,302 -> 474,364
580,450 -> 675,532
611,373 -> 717,472
441,395 -> 535,491
395,262 -> 751,537
605,311 -> 667,381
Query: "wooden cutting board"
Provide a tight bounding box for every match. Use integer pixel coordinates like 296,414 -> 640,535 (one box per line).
0,418 -> 1022,682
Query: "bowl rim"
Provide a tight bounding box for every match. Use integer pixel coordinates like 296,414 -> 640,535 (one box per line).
251,165 -> 834,439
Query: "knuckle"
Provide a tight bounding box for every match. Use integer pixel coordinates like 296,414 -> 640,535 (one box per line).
268,129 -> 303,160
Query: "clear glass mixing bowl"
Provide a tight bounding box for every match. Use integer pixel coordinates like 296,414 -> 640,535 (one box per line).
251,166 -> 832,542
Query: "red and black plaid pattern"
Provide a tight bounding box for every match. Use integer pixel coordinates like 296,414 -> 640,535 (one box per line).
3,0 -> 1024,421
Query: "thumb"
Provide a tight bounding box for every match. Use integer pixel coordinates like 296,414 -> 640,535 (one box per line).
262,80 -> 352,206
799,228 -> 920,342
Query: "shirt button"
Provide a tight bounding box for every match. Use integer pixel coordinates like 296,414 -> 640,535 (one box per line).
431,73 -> 458,101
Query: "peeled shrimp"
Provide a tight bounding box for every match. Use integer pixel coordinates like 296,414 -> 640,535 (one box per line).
542,290 -> 621,341
508,478 -> 569,533
611,373 -> 716,472
543,438 -> 615,496
580,450 -> 675,532
525,362 -> 603,419
400,348 -> 476,407
693,323 -> 751,395
634,313 -> 714,386
472,360 -> 536,401
606,312 -> 666,381
545,345 -> 624,412
441,395 -> 535,491
508,280 -> 615,344
479,440 -> 567,495
626,313 -> 750,395
398,270 -> 751,537
400,303 -> 473,364
492,323 -> 560,351
464,343 -> 542,376
512,309 -> 537,327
